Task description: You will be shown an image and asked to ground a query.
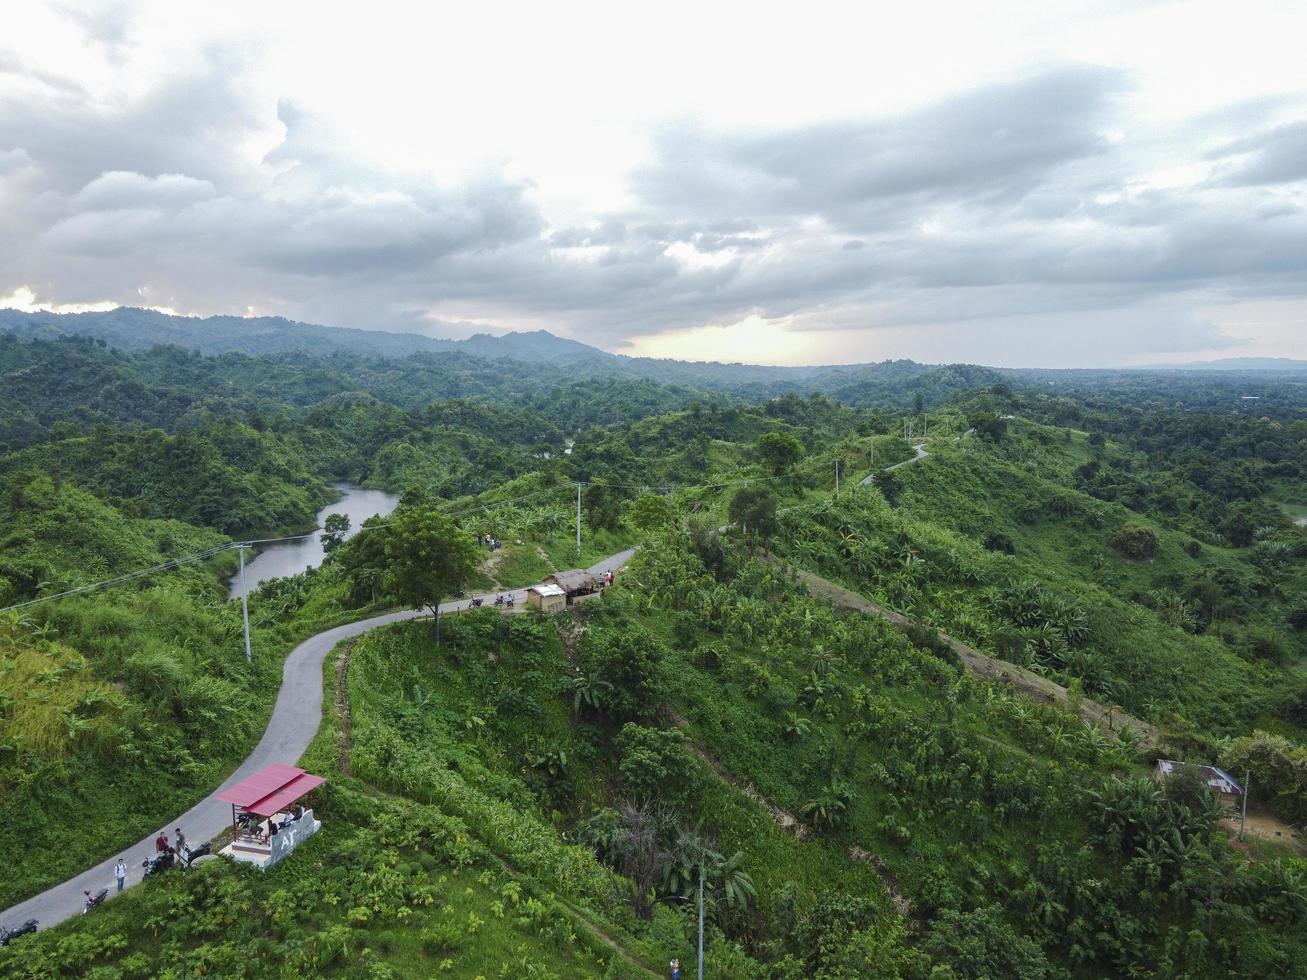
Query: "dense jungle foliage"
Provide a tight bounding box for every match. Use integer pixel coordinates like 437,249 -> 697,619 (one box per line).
0,323 -> 1305,976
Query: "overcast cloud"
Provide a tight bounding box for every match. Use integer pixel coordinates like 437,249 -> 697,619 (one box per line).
1,1 -> 1305,367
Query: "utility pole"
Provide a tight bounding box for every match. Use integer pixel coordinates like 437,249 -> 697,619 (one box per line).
697,865 -> 705,980
575,483 -> 582,564
834,458 -> 840,497
923,413 -> 928,439
238,543 -> 252,663
1240,770 -> 1250,842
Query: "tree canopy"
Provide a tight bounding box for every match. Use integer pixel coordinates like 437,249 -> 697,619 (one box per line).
382,505 -> 480,641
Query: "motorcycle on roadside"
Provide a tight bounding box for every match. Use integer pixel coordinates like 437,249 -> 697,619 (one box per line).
0,919 -> 38,945
83,889 -> 108,914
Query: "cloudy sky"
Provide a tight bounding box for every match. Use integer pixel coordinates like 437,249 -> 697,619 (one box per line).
2,1 -> 1305,367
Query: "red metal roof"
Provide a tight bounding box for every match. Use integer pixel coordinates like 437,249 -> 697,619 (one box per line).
217,764 -> 325,816
244,773 -> 325,817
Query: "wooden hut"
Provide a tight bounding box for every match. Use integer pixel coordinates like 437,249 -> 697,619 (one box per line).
526,583 -> 567,613
544,569 -> 599,603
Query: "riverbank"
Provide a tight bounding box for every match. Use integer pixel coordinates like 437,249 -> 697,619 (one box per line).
228,484 -> 399,598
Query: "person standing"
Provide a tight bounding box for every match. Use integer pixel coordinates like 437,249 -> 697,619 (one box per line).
114,858 -> 126,893
155,830 -> 169,854
174,828 -> 186,855
670,957 -> 680,980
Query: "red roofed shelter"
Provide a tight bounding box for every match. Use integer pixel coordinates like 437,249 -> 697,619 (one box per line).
217,764 -> 325,869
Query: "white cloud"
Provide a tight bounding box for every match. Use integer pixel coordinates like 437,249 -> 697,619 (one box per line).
0,1 -> 1305,365
0,285 -> 119,314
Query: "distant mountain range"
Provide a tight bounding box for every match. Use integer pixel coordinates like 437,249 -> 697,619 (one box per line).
0,307 -> 482,359
5,308 -> 1303,415
1141,357 -> 1307,372
0,307 -> 1005,398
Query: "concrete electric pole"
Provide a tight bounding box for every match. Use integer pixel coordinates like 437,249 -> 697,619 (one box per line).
238,543 -> 252,662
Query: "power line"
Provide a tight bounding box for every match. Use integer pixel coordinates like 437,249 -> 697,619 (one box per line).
0,543 -> 232,613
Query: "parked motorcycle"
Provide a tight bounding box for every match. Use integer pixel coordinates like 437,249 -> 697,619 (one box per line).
180,842 -> 212,869
0,919 -> 38,945
83,888 -> 108,913
143,850 -> 175,877
494,593 -> 505,606
469,597 -> 484,608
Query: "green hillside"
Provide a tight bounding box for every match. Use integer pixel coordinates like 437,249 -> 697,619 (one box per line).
1,340 -> 1304,977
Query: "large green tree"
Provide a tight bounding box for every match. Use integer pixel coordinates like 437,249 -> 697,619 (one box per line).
756,430 -> 804,476
383,506 -> 480,643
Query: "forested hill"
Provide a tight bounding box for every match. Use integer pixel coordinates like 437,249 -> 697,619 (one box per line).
1,323 -> 1306,975
0,306 -> 1003,401
0,307 -> 456,358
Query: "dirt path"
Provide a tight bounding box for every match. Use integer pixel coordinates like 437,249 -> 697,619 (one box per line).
478,550 -> 507,587
667,712 -> 914,917
334,641 -> 356,776
789,566 -> 1161,749
1218,810 -> 1305,857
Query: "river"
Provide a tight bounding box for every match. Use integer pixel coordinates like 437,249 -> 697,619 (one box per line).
228,484 -> 399,598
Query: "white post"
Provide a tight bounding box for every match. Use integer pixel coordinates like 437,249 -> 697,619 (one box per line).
835,458 -> 840,497
1240,770 -> 1250,842
697,865 -> 705,980
575,483 -> 582,564
239,544 -> 252,663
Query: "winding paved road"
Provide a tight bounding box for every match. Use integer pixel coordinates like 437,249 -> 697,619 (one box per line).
859,442 -> 928,485
1,549 -> 634,935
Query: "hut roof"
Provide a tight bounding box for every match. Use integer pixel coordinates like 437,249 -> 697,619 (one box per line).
1156,760 -> 1243,795
529,583 -> 566,598
546,569 -> 598,593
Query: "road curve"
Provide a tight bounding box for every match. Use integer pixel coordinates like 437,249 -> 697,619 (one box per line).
859,442 -> 928,486
1,549 -> 635,934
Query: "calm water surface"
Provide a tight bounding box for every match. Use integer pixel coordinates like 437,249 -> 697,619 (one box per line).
228,484 -> 399,598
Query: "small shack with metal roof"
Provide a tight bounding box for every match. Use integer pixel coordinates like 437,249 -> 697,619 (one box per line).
1155,760 -> 1243,799
217,763 -> 325,870
527,583 -> 567,613
544,569 -> 599,602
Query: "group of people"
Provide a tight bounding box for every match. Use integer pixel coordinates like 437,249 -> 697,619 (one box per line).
477,533 -> 502,550
236,806 -> 303,840
96,825 -> 187,901
155,827 -> 185,859
268,806 -> 304,836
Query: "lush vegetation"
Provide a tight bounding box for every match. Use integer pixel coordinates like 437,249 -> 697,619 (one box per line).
1,323 -> 1304,976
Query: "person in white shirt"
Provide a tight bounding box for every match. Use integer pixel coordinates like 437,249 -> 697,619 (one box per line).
114,858 -> 127,893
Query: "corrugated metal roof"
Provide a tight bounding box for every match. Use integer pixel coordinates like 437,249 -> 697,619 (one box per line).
217,764 -> 306,808
530,583 -> 566,597
245,773 -> 326,817
1156,760 -> 1242,795
217,764 -> 326,814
